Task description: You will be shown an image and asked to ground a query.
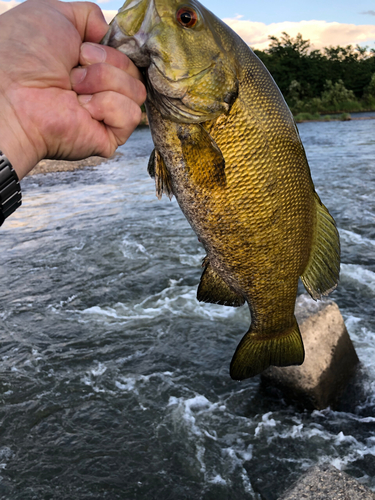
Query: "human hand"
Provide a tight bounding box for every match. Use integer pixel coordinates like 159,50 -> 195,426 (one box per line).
0,0 -> 146,179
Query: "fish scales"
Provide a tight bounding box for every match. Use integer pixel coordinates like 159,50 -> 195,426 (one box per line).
102,0 -> 340,379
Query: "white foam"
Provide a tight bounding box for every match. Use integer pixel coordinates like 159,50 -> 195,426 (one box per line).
250,409 -> 375,479
115,378 -> 137,392
221,447 -> 255,494
0,446 -> 12,472
91,362 -> 107,377
179,253 -> 205,267
168,394 -> 218,437
342,313 -> 375,376
121,235 -> 149,259
340,263 -> 375,293
339,228 -> 375,248
167,394 -> 224,475
334,431 -> 360,445
114,371 -> 174,397
254,412 -> 279,437
78,282 -> 249,325
210,474 -> 227,485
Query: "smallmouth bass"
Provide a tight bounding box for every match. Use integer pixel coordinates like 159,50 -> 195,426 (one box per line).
102,0 -> 340,379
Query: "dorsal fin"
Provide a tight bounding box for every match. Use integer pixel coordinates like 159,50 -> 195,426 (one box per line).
301,193 -> 340,299
197,260 -> 245,307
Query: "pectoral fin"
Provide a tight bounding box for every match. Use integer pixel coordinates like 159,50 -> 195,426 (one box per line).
147,149 -> 173,200
178,124 -> 226,189
197,260 -> 245,307
301,193 -> 340,299
230,317 -> 305,380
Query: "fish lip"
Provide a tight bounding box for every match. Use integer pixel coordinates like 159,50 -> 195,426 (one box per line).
101,19 -> 152,66
101,20 -> 127,49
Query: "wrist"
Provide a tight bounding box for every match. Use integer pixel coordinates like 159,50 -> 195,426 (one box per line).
0,85 -> 45,180
0,152 -> 22,225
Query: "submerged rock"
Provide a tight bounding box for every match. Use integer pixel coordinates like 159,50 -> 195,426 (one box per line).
278,463 -> 375,500
261,294 -> 359,410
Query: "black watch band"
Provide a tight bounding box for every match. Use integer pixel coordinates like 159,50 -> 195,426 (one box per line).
0,151 -> 22,226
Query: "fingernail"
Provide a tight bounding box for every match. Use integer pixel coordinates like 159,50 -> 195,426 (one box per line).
78,94 -> 93,105
71,67 -> 87,86
81,43 -> 106,64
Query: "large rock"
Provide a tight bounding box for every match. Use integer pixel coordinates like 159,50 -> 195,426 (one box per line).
261,294 -> 359,409
278,463 -> 375,500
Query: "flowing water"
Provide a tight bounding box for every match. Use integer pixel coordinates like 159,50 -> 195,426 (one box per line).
0,117 -> 374,500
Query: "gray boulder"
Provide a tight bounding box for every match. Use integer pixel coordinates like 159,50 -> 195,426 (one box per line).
278,463 -> 375,500
261,294 -> 359,409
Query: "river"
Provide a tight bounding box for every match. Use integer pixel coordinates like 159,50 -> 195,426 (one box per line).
0,117 -> 374,499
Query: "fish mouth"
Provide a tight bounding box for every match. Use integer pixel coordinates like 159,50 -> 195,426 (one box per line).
145,61 -> 223,123
101,19 -> 152,67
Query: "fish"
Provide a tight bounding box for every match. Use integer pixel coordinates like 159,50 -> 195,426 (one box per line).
102,0 -> 340,380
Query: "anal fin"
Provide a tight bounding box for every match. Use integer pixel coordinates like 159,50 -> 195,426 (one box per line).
301,193 -> 340,299
230,317 -> 305,380
147,149 -> 173,200
197,260 -> 245,307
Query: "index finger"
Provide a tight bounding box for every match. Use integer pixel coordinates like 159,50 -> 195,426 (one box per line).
79,42 -> 143,81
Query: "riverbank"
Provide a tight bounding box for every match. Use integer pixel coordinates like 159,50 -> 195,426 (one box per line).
29,155 -> 107,176
294,111 -> 375,123
28,114 -> 150,176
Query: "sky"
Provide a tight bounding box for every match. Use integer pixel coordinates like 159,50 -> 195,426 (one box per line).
0,0 -> 375,51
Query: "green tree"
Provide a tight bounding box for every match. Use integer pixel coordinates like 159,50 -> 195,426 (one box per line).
253,33 -> 375,111
321,80 -> 355,106
364,73 -> 375,98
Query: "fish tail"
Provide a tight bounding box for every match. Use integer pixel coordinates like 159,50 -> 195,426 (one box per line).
230,317 -> 304,380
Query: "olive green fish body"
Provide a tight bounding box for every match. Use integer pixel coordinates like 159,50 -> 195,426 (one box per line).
103,0 -> 340,379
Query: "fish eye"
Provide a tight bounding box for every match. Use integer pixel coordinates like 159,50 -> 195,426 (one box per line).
176,7 -> 198,28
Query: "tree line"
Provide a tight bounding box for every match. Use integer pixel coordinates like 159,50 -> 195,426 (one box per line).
254,33 -> 375,116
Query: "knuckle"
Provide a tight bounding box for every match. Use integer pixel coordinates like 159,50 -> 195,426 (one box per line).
91,63 -> 107,87
118,52 -> 131,70
136,81 -> 147,105
132,104 -> 143,125
124,100 -> 142,130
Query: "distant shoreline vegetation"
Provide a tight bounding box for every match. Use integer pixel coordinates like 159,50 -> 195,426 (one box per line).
254,32 -> 375,120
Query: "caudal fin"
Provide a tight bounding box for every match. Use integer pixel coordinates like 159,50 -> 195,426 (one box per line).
230,317 -> 305,380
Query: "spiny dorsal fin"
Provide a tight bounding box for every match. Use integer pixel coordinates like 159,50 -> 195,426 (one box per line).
197,260 -> 245,307
301,193 -> 340,299
177,124 -> 226,189
147,149 -> 173,200
230,317 -> 305,380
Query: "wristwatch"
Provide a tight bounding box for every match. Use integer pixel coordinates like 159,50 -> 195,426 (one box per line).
0,151 -> 22,226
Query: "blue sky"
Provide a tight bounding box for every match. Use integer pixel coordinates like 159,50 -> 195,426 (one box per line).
0,0 -> 374,49
96,0 -> 375,50
98,0 -> 375,26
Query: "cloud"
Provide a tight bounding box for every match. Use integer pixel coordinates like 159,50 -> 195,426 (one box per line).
1,2 -> 373,52
223,17 -> 375,51
102,10 -> 117,24
0,0 -> 20,15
